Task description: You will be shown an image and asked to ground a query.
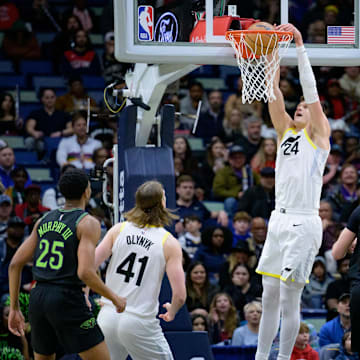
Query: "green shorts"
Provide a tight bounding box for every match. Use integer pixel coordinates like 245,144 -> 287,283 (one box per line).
29,283 -> 104,355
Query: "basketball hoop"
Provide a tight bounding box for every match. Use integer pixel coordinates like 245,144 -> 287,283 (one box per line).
226,30 -> 293,104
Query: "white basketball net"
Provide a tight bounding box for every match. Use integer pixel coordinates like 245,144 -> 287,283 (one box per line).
227,31 -> 293,104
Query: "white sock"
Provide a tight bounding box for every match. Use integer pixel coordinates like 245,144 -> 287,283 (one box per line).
277,280 -> 304,360
255,276 -> 281,360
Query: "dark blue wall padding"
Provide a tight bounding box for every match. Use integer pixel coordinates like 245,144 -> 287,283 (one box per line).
123,146 -> 176,211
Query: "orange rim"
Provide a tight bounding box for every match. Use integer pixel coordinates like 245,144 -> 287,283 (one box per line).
225,30 -> 293,43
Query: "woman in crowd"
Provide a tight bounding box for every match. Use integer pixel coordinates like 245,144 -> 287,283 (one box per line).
199,137 -> 228,198
220,107 -> 244,146
208,292 -> 238,344
0,92 -> 22,135
194,226 -> 232,283
223,263 -> 262,321
250,137 -> 277,175
185,261 -> 219,313
173,135 -> 199,176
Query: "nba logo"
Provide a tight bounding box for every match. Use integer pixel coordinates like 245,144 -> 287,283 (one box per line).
138,6 -> 154,41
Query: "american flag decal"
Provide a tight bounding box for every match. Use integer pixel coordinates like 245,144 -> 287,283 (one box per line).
327,26 -> 355,44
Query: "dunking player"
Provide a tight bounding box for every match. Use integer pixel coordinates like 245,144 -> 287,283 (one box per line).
8,169 -> 126,360
95,180 -> 186,360
255,24 -> 330,360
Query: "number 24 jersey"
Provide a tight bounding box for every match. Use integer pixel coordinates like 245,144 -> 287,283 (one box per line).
276,128 -> 329,211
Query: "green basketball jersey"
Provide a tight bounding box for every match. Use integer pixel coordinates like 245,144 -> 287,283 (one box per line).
32,208 -> 88,287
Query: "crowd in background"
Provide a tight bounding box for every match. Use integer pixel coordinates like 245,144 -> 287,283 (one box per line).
0,0 -> 359,359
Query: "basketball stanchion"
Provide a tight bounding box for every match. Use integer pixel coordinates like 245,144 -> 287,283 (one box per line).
226,23 -> 293,104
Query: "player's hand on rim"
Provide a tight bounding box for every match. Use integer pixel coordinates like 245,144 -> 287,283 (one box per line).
8,309 -> 25,337
275,23 -> 302,44
159,302 -> 175,322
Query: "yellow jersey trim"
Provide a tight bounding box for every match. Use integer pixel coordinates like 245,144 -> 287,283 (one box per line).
256,270 -> 309,284
119,222 -> 127,233
280,127 -> 298,142
162,232 -> 170,246
304,128 -> 317,149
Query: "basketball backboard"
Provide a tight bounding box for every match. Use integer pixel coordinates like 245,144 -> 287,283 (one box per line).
114,0 -> 359,66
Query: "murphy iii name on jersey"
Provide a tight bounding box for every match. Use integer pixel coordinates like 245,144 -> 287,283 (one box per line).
126,235 -> 154,250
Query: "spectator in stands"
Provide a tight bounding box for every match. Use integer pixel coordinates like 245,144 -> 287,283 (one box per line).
323,145 -> 344,196
325,164 -> 358,222
0,1 -> 19,31
302,256 -> 334,309
326,256 -> 351,321
61,29 -> 102,77
220,107 -> 244,146
15,184 -> 49,233
185,261 -> 219,313
235,115 -> 263,163
175,175 -> 228,234
62,0 -> 97,33
173,136 -> 199,176
180,82 -> 209,130
319,293 -> 351,348
51,13 -> 83,72
0,146 -> 31,189
25,87 -> 72,159
21,0 -> 61,32
56,111 -> 102,170
318,200 -> 344,274
198,137 -> 227,199
335,331 -> 358,360
247,217 -> 267,267
219,241 -> 255,289
343,135 -> 360,172
238,167 -> 275,220
0,194 -> 11,244
224,77 -> 262,122
232,301 -> 262,346
223,263 -> 262,321
193,226 -> 232,283
208,292 -> 238,344
0,296 -> 30,360
102,31 -> 133,86
230,211 -> 252,247
194,90 -> 225,143
321,79 -> 350,120
4,167 -> 28,208
0,216 -> 30,297
330,119 -> 348,148
55,75 -> 98,114
339,67 -> 360,103
2,20 -> 41,71
191,313 -> 209,332
42,164 -> 76,210
250,137 -> 277,175
290,322 -> 319,360
213,145 -> 259,218
306,19 -> 326,43
0,92 -> 22,136
178,215 -> 202,259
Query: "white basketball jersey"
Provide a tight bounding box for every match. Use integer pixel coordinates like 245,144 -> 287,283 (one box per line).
276,128 -> 329,210
102,221 -> 169,317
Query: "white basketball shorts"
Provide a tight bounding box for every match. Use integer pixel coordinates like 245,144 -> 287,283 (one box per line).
97,304 -> 174,360
256,209 -> 322,284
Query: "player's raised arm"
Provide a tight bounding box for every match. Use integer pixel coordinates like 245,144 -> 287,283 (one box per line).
268,53 -> 293,138
77,215 -> 126,313
160,235 -> 186,322
277,23 -> 330,141
8,219 -> 41,336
